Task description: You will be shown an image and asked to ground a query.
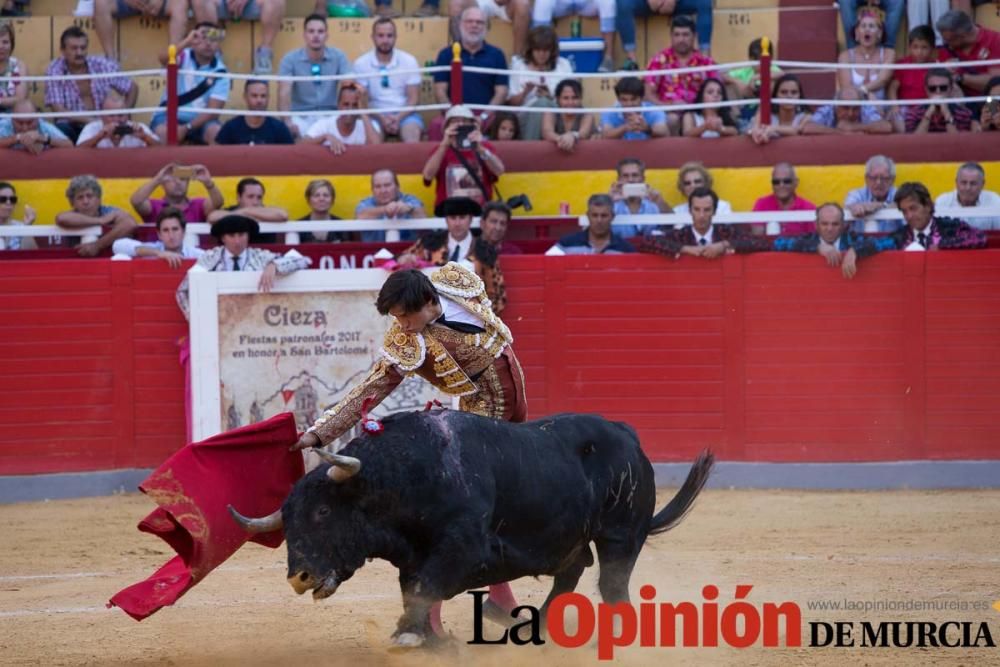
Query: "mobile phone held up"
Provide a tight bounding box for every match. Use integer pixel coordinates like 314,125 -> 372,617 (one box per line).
622,183 -> 648,199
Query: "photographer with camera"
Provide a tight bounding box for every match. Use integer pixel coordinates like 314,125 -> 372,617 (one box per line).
422,104 -> 505,208
76,94 -> 159,149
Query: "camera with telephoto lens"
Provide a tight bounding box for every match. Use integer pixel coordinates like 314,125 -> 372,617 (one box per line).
506,194 -> 532,212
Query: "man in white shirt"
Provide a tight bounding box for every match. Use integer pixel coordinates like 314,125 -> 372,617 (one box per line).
304,84 -> 382,155
934,162 -> 1000,230
352,17 -> 423,143
112,207 -> 204,267
76,94 -> 159,149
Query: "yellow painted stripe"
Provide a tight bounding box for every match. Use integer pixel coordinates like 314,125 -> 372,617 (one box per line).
8,162 -> 999,225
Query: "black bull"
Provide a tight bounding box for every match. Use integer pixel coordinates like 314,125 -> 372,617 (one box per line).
231,410 -> 713,645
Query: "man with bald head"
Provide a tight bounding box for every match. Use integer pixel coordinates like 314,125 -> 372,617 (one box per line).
751,162 -> 816,235
76,94 -> 159,148
0,99 -> 73,153
773,202 -> 896,279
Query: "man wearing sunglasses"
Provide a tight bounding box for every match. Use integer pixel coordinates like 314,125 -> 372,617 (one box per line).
751,162 -> 816,235
152,22 -> 229,145
278,13 -> 352,139
904,68 -> 979,133
353,17 -> 424,143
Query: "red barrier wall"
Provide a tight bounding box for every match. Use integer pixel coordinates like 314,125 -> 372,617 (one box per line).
2,252 -> 999,475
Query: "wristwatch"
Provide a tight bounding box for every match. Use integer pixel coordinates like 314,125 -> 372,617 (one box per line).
183,123 -> 192,133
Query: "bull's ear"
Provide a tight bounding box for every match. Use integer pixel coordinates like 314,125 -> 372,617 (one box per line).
313,449 -> 362,483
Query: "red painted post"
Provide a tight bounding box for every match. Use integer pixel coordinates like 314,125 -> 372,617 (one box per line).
759,36 -> 772,127
449,42 -> 463,106
166,44 -> 178,146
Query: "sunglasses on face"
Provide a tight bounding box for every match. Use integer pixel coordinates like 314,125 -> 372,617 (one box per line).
683,180 -> 703,187
200,28 -> 225,41
927,84 -> 950,93
771,178 -> 794,185
0,195 -> 17,204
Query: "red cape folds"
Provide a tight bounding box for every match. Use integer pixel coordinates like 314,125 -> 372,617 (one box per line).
108,412 -> 304,621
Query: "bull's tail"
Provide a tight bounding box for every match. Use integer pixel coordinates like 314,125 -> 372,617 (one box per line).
648,449 -> 714,537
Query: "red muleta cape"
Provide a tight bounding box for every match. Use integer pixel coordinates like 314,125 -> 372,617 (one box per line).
108,412 -> 303,620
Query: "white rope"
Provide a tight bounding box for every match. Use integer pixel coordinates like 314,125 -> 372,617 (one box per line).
181,66 -> 450,83
463,61 -> 755,78
0,68 -> 165,82
7,106 -> 164,119
773,57 -> 1000,71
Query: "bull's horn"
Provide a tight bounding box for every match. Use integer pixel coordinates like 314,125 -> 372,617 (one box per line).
228,505 -> 283,533
312,448 -> 362,482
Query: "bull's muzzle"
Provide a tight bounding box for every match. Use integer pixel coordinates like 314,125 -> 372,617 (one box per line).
288,570 -> 340,600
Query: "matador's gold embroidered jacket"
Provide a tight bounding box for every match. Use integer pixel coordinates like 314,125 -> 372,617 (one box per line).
307,263 -> 516,445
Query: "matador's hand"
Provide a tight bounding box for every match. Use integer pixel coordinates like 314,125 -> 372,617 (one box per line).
291,431 -> 321,451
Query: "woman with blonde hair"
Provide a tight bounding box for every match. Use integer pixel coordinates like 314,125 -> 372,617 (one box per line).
298,179 -> 352,243
673,162 -> 733,214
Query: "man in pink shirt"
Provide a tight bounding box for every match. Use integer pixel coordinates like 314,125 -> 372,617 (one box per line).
130,162 -> 225,227
751,162 -> 816,235
643,15 -> 718,134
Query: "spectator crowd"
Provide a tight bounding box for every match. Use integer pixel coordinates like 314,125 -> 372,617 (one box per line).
0,3 -> 997,294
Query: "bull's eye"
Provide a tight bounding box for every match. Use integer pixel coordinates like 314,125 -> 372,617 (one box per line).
314,505 -> 331,521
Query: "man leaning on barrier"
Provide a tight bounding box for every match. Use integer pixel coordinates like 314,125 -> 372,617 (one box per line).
772,202 -> 896,279
55,174 -> 139,258
640,187 -> 768,260
0,100 -> 73,154
890,182 -> 987,251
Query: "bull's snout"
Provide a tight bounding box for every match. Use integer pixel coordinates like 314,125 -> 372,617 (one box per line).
288,570 -> 316,595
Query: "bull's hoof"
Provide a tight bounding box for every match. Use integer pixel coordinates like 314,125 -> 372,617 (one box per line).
389,632 -> 425,650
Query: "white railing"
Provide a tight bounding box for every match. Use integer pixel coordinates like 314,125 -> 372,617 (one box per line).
581,206 -> 1000,235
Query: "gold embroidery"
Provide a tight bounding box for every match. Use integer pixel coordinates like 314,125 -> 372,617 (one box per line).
460,363 -> 504,419
425,335 -> 476,396
308,359 -> 401,444
382,323 -> 425,370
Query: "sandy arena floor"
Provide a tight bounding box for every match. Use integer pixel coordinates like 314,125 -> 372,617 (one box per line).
2,489 -> 999,666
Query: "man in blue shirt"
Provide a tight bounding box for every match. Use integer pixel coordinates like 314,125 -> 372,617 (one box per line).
600,77 -> 668,140
215,80 -> 294,145
278,14 -> 353,138
431,6 -> 508,139
355,168 -> 427,242
556,194 -> 636,254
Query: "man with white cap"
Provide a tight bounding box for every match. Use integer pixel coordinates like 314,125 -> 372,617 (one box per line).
421,105 -> 506,208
